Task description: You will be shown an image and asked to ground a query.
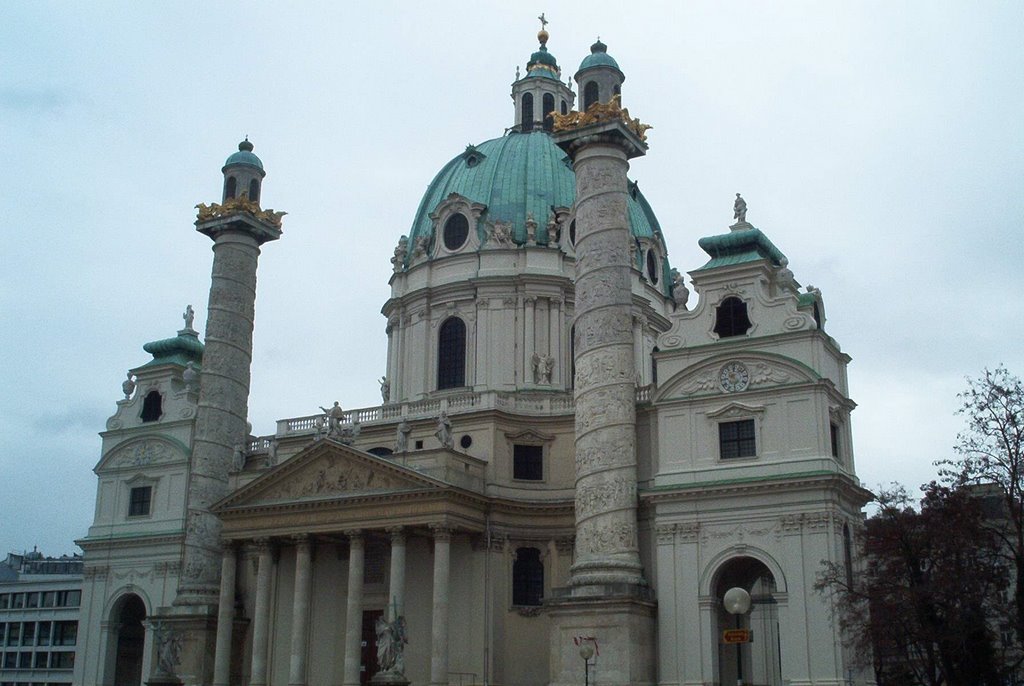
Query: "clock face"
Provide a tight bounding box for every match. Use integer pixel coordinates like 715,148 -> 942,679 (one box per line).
719,362 -> 750,392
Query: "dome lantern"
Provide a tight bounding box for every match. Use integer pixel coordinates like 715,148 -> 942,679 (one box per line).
511,17 -> 575,133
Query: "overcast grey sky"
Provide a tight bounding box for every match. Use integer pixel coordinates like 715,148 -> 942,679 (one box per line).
2,1 -> 1022,557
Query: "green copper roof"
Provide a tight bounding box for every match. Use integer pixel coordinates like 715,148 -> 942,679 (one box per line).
224,140 -> 263,171
579,39 -> 621,73
526,44 -> 561,81
140,331 -> 204,368
406,130 -> 664,254
695,227 -> 787,271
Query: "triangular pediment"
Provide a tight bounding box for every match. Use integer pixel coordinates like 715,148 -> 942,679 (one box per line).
217,440 -> 447,510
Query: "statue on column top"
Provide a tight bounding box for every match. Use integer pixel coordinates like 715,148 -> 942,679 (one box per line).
375,613 -> 408,675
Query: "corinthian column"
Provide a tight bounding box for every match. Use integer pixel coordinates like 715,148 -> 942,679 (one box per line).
429,525 -> 452,686
250,539 -> 274,686
212,542 -> 237,686
342,531 -> 364,686
289,535 -> 313,686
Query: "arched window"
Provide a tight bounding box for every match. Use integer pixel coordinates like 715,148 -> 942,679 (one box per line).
652,346 -> 659,386
560,100 -> 568,115
583,81 -> 599,110
224,176 -> 237,200
843,524 -> 854,587
568,219 -> 577,246
542,93 -> 555,131
512,547 -> 544,606
713,297 -> 752,338
111,594 -> 146,686
248,178 -> 260,204
521,93 -> 534,131
613,84 -> 621,98
140,391 -> 162,423
437,317 -> 466,390
646,250 -> 659,283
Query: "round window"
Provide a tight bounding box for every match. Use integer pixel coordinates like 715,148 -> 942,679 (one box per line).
459,434 -> 472,449
443,214 -> 470,250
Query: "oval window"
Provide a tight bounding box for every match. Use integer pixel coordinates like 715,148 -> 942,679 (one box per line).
443,214 -> 470,250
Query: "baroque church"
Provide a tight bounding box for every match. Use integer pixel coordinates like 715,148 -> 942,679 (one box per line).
74,26 -> 872,686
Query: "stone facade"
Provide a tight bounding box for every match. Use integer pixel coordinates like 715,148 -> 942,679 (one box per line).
74,30 -> 873,686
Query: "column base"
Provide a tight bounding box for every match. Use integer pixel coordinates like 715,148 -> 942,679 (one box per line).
545,585 -> 656,686
147,605 -> 219,686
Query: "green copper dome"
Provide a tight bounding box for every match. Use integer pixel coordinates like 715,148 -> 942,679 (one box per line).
406,130 -> 664,254
140,330 -> 204,368
223,139 -> 264,171
578,39 -> 621,73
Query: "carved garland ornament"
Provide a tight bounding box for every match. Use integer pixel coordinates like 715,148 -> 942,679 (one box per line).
552,95 -> 652,142
195,195 -> 286,228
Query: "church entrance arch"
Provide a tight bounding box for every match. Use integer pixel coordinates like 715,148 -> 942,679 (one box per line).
712,556 -> 782,686
108,593 -> 147,686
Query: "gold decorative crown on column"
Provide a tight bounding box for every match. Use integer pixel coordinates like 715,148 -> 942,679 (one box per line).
195,194 -> 287,228
552,95 -> 652,142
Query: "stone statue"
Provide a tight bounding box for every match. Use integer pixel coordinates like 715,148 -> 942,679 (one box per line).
531,352 -> 542,384
379,376 -> 390,403
232,442 -> 246,472
151,621 -> 182,676
319,402 -> 344,437
122,372 -> 136,400
546,213 -> 560,247
733,193 -> 747,223
776,257 -> 796,292
542,355 -> 555,384
525,212 -> 538,246
267,439 -> 279,467
375,614 -> 408,675
183,361 -> 200,393
489,221 -> 514,247
391,236 -> 408,272
435,411 -> 453,449
670,268 -> 689,308
182,304 -> 195,330
395,419 -> 411,453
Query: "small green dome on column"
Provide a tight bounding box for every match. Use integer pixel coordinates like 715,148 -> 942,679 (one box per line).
224,138 -> 264,171
579,39 -> 621,72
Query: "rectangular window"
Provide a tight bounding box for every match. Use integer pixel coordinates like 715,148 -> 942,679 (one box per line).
52,622 -> 76,647
33,652 -> 47,669
36,623 -> 49,647
41,592 -> 55,609
3,652 -> 15,668
128,486 -> 152,516
6,624 -> 19,646
62,591 -> 80,608
20,623 -> 34,646
830,423 -> 840,458
0,594 -> 9,609
24,594 -> 38,610
17,652 -> 31,669
513,444 -> 544,481
10,595 -> 23,610
50,651 -> 74,669
719,420 -> 756,459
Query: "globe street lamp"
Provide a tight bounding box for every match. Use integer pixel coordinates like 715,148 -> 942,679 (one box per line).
723,587 -> 752,686
579,643 -> 594,686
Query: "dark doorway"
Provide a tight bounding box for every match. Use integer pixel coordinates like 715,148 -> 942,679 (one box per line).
361,609 -> 383,685
113,594 -> 146,686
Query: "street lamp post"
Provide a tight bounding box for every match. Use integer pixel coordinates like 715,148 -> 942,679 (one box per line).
579,643 -> 594,686
724,587 -> 752,686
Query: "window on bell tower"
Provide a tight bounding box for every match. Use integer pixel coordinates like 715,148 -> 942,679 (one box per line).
521,93 -> 534,131
713,297 -> 752,338
437,317 -> 466,390
583,81 -> 598,110
248,178 -> 260,204
542,93 -> 555,131
140,391 -> 162,422
224,176 -> 237,200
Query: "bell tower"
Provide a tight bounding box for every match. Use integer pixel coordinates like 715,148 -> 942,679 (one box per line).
510,17 -> 575,132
